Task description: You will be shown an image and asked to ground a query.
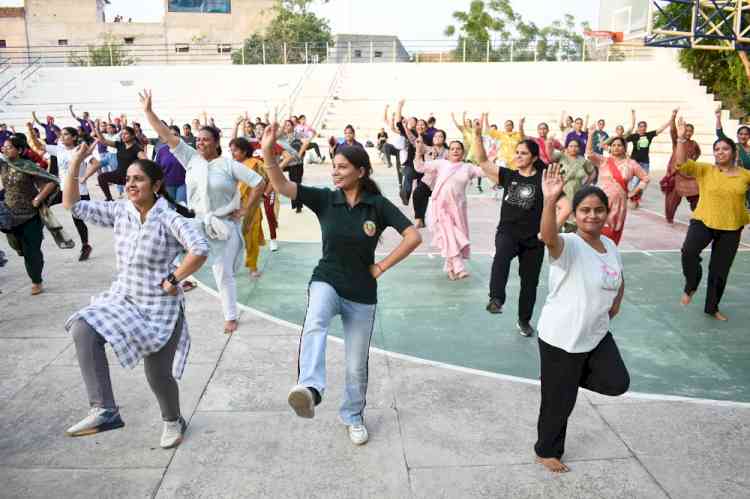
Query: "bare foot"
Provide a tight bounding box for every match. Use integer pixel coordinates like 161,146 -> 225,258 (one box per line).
680,291 -> 695,305
224,320 -> 238,334
415,219 -> 425,229
448,271 -> 456,281
711,311 -> 728,321
536,456 -> 570,473
250,270 -> 262,278
456,271 -> 470,280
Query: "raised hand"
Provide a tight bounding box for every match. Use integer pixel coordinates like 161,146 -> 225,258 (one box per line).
542,163 -> 565,199
473,118 -> 482,137
261,122 -> 279,151
138,89 -> 153,113
588,124 -> 597,134
676,117 -> 687,139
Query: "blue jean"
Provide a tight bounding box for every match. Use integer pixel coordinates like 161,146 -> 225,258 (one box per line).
628,161 -> 650,191
100,153 -> 123,195
298,281 -> 376,425
165,184 -> 187,205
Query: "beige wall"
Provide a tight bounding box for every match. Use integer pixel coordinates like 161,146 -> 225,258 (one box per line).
164,0 -> 275,44
0,12 -> 28,51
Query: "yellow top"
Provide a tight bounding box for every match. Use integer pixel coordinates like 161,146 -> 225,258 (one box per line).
677,160 -> 750,230
488,129 -> 523,169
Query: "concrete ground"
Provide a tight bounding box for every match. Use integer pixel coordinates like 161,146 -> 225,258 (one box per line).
1,159 -> 749,498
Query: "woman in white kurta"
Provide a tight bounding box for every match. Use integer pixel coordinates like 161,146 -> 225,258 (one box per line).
141,91 -> 265,334
414,138 -> 483,279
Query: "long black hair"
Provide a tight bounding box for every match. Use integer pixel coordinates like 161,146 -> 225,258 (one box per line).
518,139 -> 546,170
132,159 -> 195,218
572,185 -> 610,213
334,145 -> 381,196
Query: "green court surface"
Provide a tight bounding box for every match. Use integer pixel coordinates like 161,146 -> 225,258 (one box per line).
196,243 -> 750,403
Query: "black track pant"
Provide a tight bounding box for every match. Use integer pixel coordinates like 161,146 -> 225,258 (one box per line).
681,219 -> 742,314
413,180 -> 432,220
489,229 -> 544,322
98,170 -> 126,202
73,194 -> 90,245
535,333 -> 629,459
288,164 -> 304,210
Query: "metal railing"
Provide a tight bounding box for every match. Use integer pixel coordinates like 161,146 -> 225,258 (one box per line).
0,38 -> 653,68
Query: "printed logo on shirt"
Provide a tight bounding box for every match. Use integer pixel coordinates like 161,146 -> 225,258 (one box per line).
600,263 -> 621,291
637,136 -> 650,149
504,181 -> 537,210
363,220 -> 377,237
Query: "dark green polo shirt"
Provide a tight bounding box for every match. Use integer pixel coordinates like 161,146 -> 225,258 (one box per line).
297,185 -> 413,304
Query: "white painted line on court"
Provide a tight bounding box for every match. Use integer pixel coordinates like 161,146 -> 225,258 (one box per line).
639,206 -> 750,249
192,280 -> 750,409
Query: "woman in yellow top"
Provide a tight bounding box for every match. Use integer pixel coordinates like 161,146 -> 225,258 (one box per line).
229,137 -> 266,278
674,118 -> 750,321
484,113 -> 525,169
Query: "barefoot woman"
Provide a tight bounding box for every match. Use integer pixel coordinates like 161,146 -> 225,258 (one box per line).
535,167 -> 630,473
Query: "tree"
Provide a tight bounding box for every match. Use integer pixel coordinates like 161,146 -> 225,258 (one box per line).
69,35 -> 135,66
232,0 -> 332,64
444,1 -> 590,62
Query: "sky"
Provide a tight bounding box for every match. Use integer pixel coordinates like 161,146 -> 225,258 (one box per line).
0,0 -> 601,39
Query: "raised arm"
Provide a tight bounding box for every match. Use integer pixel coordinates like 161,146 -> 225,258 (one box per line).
670,109 -> 678,146
715,106 -> 728,140
586,124 -> 596,158
625,109 -> 636,136
383,104 -> 390,125
450,112 -> 465,133
482,112 -> 490,134
540,164 -> 565,259
231,115 -> 244,140
584,114 -> 590,131
139,90 -> 180,149
389,113 -> 399,135
395,99 -> 405,124
26,122 -> 45,153
559,110 -> 567,132
673,117 -> 690,167
473,116 -> 499,184
69,104 -> 80,121
655,109 -> 677,135
261,122 -> 298,200
63,143 -> 93,209
31,111 -> 43,126
518,117 -> 526,140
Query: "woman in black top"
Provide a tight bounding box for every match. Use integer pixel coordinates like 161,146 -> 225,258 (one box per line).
474,119 -> 564,338
261,121 -> 421,446
84,124 -> 146,201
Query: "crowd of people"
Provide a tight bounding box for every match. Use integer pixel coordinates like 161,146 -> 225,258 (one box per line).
1,86 -> 749,473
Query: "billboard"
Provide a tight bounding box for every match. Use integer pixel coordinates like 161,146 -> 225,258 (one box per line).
168,0 -> 231,14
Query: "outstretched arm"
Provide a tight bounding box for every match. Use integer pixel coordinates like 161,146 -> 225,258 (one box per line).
451,112 -> 464,133
139,90 -> 180,149
26,122 -> 45,153
625,109 -> 636,136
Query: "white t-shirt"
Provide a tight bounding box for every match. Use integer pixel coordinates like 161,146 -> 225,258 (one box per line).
45,144 -> 89,196
537,233 -> 623,353
104,133 -> 120,154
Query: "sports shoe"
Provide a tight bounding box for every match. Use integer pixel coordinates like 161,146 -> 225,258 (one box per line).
347,424 -> 369,445
65,407 -> 124,437
160,416 -> 187,449
79,244 -> 92,262
287,384 -> 315,419
517,320 -> 536,338
269,239 -> 279,252
486,298 -> 503,314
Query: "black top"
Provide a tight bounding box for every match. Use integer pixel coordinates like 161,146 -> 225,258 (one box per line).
626,131 -> 657,164
297,185 -> 413,304
498,166 -> 545,239
115,141 -> 142,175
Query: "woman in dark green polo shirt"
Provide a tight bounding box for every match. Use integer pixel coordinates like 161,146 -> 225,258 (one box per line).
261,123 -> 422,446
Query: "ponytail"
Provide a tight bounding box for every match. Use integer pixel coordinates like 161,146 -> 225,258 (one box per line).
134,159 -> 195,218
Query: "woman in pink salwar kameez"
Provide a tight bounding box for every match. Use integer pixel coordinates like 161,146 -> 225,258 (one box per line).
415,138 -> 483,280
586,137 -> 650,244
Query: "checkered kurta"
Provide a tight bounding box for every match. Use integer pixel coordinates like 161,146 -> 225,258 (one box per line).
65,197 -> 209,379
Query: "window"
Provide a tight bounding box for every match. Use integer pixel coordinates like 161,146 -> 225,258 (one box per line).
374,51 -> 383,58
124,37 -> 135,45
58,39 -> 68,46
217,43 -> 232,53
168,0 -> 231,13
175,44 -> 190,53
354,49 -> 362,58
0,40 -> 7,48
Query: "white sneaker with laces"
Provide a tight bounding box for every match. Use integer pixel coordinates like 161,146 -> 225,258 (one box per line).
160,417 -> 187,449
269,240 -> 279,252
65,407 -> 124,437
347,424 -> 369,445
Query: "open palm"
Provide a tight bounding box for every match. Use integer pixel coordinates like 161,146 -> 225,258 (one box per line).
542,164 -> 564,199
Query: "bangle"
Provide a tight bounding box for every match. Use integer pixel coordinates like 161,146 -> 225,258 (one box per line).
677,138 -> 687,143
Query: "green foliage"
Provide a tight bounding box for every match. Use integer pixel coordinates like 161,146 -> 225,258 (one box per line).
232,0 -> 332,64
69,39 -> 135,66
444,0 -> 590,62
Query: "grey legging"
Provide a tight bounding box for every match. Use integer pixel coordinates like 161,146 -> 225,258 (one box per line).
71,314 -> 183,421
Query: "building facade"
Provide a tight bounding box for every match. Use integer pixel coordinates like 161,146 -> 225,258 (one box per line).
0,0 -> 275,64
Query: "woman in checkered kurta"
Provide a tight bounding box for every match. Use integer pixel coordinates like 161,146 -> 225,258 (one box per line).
65,197 -> 209,379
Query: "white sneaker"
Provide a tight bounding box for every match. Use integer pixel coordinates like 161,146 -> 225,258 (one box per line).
160,416 -> 187,449
287,384 -> 315,419
347,424 -> 369,445
65,407 -> 124,437
269,240 -> 279,252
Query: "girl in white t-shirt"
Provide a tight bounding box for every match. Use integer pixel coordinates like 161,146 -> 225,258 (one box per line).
534,165 -> 630,474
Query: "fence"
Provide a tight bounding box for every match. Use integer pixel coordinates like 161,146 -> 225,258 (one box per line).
0,38 -> 648,67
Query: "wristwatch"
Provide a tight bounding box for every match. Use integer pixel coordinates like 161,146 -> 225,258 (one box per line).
164,273 -> 180,286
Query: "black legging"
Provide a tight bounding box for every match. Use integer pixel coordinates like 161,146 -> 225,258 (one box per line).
73,194 -> 90,245
489,229 -> 544,322
98,170 -> 126,202
5,214 -> 45,284
288,163 -> 304,210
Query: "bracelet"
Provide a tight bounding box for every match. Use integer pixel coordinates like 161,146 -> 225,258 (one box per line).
677,138 -> 687,143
